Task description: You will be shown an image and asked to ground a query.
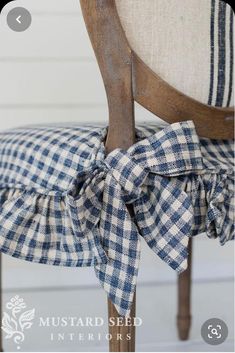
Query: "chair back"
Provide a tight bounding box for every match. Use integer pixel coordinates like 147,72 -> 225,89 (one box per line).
80,0 -> 234,152
116,0 -> 234,108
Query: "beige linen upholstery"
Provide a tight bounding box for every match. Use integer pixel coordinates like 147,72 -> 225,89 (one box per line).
116,0 -> 234,107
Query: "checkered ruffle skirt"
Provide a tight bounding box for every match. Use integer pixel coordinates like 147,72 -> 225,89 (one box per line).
0,122 -> 234,316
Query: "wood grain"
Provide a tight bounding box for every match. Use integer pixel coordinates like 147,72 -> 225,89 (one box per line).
177,238 -> 192,340
80,0 -> 135,153
80,1 -> 136,351
108,294 -> 136,352
132,54 -> 234,139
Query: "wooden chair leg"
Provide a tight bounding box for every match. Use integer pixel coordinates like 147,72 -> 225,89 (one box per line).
0,253 -> 3,352
177,238 -> 192,340
108,293 -> 136,352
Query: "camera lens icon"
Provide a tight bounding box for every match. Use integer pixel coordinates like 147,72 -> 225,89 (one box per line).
208,325 -> 221,338
201,318 -> 228,345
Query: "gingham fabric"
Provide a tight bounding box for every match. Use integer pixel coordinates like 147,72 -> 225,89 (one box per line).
0,121 -> 234,316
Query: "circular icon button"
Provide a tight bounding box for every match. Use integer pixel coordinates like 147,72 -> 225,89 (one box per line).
7,7 -> 31,32
201,318 -> 228,345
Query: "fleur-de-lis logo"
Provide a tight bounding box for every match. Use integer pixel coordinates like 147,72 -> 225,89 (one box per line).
1,295 -> 35,350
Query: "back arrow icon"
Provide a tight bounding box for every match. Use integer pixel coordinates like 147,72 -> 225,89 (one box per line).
16,15 -> 21,24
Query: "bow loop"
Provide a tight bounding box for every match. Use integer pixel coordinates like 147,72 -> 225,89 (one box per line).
128,121 -> 203,176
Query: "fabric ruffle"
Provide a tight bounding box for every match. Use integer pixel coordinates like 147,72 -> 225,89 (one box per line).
0,121 -> 234,316
202,171 -> 234,244
0,185 -> 108,266
0,166 -> 233,263
179,169 -> 234,245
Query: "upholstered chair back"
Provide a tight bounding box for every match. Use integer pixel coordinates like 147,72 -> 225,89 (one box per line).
116,0 -> 234,107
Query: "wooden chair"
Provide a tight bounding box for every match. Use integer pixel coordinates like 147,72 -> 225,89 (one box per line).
0,0 -> 233,351
79,0 -> 233,351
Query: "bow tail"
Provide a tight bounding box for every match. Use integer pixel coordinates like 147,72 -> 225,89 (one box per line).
94,251 -> 140,317
94,176 -> 141,317
134,178 -> 193,273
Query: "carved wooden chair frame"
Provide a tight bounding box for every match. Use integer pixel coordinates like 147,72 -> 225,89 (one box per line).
80,0 -> 234,352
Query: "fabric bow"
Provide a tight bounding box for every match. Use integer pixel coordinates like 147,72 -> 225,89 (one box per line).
69,121 -> 204,316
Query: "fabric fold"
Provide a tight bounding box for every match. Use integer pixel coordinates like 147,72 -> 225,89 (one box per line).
201,171 -> 234,245
60,121 -> 205,315
0,121 -> 234,316
0,187 -> 108,266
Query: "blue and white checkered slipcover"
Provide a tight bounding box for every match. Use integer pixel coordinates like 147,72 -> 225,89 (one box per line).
0,121 -> 234,316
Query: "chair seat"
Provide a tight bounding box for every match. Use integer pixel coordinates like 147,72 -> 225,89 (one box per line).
0,122 -> 234,265
0,121 -> 234,316
0,124 -> 109,267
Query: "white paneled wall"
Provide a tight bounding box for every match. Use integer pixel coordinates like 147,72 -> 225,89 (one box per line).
0,0 -> 233,292
0,0 -> 106,129
0,0 -> 158,130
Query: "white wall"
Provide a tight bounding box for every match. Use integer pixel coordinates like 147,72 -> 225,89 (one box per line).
0,0 -> 160,130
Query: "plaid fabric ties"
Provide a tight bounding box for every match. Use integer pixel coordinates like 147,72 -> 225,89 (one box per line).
67,121 -> 203,315
0,121 -> 233,316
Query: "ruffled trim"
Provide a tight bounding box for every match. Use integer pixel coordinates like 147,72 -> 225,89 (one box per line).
0,185 -> 108,266
183,169 -> 234,245
0,165 -> 234,268
0,128 -> 234,270
205,171 -> 234,244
